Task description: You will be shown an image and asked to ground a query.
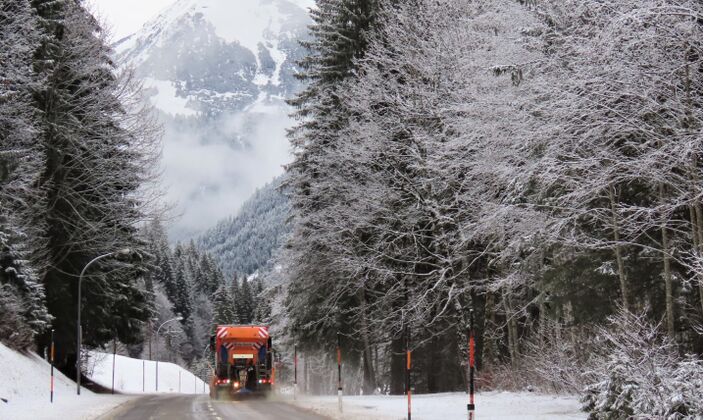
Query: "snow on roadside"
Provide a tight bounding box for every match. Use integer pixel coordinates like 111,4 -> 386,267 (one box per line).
292,391 -> 586,420
86,351 -> 208,395
0,343 -> 131,420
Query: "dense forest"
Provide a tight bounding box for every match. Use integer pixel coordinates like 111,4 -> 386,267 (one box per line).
280,0 -> 703,417
0,0 -> 158,371
139,220 -> 271,375
199,175 -> 290,279
0,0 -> 268,386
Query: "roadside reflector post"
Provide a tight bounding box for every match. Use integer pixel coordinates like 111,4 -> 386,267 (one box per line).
50,329 -> 55,403
406,330 -> 411,420
294,344 -> 298,400
337,332 -> 342,413
142,360 -> 145,392
179,370 -> 182,393
468,309 -> 475,420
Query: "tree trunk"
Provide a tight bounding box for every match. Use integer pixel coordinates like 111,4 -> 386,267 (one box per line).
481,292 -> 496,367
683,62 -> 702,311
502,292 -> 519,368
303,352 -> 309,394
660,184 -> 675,337
608,185 -> 630,311
358,289 -> 377,394
389,334 -> 406,394
688,205 -> 703,309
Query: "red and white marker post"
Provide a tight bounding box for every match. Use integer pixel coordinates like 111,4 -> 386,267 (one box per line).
468,309 -> 476,420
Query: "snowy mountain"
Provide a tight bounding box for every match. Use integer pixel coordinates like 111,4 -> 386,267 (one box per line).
115,0 -> 310,117
114,0 -> 310,239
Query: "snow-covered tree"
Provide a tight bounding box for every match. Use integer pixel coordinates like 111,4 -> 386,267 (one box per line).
212,284 -> 237,325
582,310 -> 702,419
0,0 -> 52,349
282,0 -> 701,398
30,0 -> 159,370
237,276 -> 255,324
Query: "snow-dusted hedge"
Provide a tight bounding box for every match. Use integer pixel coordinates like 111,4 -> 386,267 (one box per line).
488,320 -> 592,394
581,310 -> 703,419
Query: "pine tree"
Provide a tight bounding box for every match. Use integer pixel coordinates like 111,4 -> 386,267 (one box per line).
0,0 -> 52,349
230,273 -> 241,323
197,253 -> 222,296
144,219 -> 175,313
30,0 -> 156,371
172,258 -> 194,321
237,276 -> 254,324
285,0 -> 383,394
252,279 -> 271,324
212,284 -> 236,325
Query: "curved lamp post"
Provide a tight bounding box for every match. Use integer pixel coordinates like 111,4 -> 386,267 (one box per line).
155,316 -> 183,391
76,248 -> 132,395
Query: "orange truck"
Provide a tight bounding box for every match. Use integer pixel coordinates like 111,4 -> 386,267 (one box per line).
209,325 -> 275,399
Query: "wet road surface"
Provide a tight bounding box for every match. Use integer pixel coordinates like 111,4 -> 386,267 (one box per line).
101,394 -> 329,420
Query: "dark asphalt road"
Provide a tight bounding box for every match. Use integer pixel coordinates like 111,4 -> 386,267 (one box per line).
101,394 -> 330,420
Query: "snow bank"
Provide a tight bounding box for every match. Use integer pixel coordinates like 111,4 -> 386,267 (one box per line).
0,343 -> 130,420
293,391 -> 586,420
87,351 -> 208,395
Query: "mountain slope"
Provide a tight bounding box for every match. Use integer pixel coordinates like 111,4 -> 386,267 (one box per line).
114,0 -> 310,239
198,176 -> 290,278
116,0 -> 310,116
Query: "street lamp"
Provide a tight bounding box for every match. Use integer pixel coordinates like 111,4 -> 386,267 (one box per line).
155,316 -> 183,391
76,248 -> 132,395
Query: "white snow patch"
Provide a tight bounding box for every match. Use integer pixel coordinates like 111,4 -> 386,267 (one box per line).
254,40 -> 287,87
292,391 -> 586,420
143,77 -> 198,117
267,40 -> 287,86
0,343 -> 132,420
197,0 -> 286,54
87,351 -> 208,395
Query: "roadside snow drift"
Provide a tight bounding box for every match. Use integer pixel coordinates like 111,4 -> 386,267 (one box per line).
87,351 -> 208,394
0,343 -> 130,420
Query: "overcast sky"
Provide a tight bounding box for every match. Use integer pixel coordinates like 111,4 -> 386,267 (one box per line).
88,0 -> 316,41
88,0 -> 176,40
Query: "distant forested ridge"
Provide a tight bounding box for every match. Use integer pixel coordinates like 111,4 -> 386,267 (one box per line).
199,176 -> 290,278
